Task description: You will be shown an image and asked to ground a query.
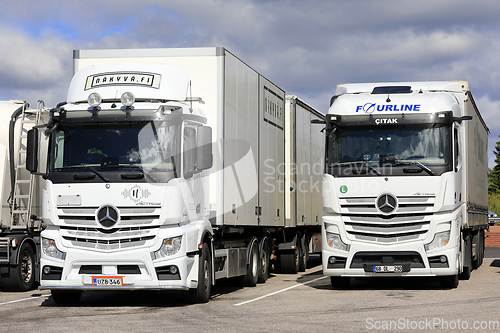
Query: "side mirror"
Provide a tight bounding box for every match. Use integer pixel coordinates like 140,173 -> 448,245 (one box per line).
197,126 -> 213,171
26,128 -> 38,173
453,115 -> 472,124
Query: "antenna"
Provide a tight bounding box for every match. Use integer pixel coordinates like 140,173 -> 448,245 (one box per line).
189,80 -> 193,113
111,90 -> 118,108
386,86 -> 391,103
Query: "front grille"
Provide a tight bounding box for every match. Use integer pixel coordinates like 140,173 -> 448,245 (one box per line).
350,251 -> 425,269
58,207 -> 159,227
79,264 -> 142,274
340,196 -> 434,243
57,206 -> 160,251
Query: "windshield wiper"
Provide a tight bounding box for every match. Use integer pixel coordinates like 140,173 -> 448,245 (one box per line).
56,165 -> 111,182
333,161 -> 382,176
396,161 -> 436,176
114,164 -> 159,182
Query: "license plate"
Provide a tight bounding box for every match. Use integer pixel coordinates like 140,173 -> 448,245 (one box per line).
373,265 -> 403,273
92,276 -> 124,287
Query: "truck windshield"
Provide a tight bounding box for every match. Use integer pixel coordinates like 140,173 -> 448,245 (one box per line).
49,121 -> 179,176
326,123 -> 452,176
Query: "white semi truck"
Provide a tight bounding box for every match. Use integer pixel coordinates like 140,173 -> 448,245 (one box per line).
319,81 -> 489,289
0,100 -> 47,291
24,47 -> 324,303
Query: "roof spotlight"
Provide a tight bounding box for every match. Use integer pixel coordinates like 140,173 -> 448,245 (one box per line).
121,92 -> 135,107
88,93 -> 102,107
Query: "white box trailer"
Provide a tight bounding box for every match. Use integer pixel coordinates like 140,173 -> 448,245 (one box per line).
28,47 -> 324,302
320,81 -> 489,289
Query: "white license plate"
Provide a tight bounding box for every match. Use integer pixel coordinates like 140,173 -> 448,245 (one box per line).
92,276 -> 123,287
373,265 -> 403,273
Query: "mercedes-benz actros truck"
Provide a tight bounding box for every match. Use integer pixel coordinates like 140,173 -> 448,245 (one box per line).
319,81 -> 489,289
25,47 -> 324,303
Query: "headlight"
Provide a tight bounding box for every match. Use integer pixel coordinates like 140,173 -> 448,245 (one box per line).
41,237 -> 66,260
151,236 -> 182,260
326,232 -> 350,251
425,231 -> 450,251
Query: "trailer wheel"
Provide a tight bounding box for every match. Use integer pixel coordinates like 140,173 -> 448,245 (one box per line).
257,237 -> 270,283
440,274 -> 459,289
280,246 -> 299,274
243,240 -> 259,287
2,242 -> 35,291
51,290 -> 82,304
188,242 -> 211,303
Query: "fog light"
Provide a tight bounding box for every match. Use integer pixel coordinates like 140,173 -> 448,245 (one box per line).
169,266 -> 178,275
440,255 -> 447,263
88,92 -> 102,107
329,256 -> 337,265
43,266 -> 51,275
121,92 -> 135,107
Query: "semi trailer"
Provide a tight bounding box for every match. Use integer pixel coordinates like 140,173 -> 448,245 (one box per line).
319,81 -> 489,289
0,100 -> 47,291
24,47 -> 324,303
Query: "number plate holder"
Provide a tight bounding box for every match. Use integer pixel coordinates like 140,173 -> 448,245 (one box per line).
92,276 -> 124,287
363,263 -> 411,273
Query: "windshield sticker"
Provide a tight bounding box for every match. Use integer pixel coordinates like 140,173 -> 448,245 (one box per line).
356,103 -> 421,113
340,185 -> 348,194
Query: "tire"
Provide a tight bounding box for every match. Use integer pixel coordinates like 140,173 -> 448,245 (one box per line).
188,242 -> 211,303
298,234 -> 308,272
440,274 -> 459,289
257,237 -> 270,283
51,290 -> 82,304
330,276 -> 351,289
460,233 -> 471,280
243,240 -> 259,287
2,242 -> 35,291
280,247 -> 299,274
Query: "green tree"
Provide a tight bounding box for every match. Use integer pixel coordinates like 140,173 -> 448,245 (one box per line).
489,137 -> 500,194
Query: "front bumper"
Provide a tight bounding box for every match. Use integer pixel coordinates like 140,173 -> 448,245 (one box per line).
322,241 -> 459,278
40,247 -> 198,290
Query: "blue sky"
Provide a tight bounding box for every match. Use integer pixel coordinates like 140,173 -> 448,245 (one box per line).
1,0 -> 500,167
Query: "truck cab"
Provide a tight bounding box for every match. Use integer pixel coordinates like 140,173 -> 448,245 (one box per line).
321,82 -> 489,289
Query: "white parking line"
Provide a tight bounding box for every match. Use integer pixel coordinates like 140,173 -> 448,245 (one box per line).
0,294 -> 50,306
234,276 -> 328,306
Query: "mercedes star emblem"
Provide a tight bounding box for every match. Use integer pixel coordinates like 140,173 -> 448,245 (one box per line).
96,205 -> 119,227
376,194 -> 397,214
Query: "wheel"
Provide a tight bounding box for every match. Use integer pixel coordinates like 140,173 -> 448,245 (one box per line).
298,234 -> 308,272
188,242 -> 211,303
460,233 -> 471,280
243,240 -> 259,287
257,237 -> 270,283
330,276 -> 350,289
440,274 -> 459,289
1,242 -> 35,291
280,247 -> 299,274
51,290 -> 82,304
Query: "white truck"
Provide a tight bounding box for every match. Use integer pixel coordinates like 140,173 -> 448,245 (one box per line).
0,100 -> 46,291
319,81 -> 489,289
25,47 -> 324,303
